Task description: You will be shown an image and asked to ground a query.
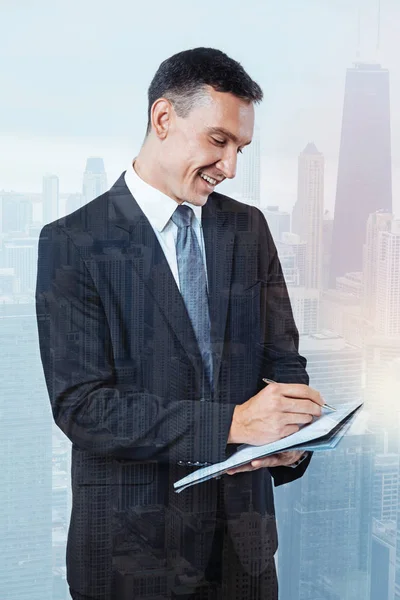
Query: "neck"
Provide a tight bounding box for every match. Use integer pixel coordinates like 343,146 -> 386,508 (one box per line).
134,139 -> 160,182
133,143 -> 184,205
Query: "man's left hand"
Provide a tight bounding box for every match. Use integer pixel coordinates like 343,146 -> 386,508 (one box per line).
226,450 -> 306,475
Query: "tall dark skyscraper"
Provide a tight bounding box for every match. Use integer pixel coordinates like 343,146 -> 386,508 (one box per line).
329,62 -> 392,287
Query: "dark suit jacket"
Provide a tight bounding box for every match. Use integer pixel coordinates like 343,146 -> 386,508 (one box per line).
35,173 -> 311,599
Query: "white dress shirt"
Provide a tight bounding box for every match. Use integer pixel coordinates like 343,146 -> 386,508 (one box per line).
124,160 -> 209,293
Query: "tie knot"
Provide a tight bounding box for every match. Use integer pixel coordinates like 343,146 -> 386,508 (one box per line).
171,204 -> 194,228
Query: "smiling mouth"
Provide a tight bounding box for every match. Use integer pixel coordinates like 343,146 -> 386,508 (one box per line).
198,171 -> 219,186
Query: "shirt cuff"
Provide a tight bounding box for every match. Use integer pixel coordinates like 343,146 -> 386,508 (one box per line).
289,451 -> 309,468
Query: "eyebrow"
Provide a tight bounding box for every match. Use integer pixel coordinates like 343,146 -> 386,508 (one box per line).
206,127 -> 252,146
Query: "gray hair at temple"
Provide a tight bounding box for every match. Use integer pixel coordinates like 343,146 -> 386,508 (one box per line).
145,47 -> 263,136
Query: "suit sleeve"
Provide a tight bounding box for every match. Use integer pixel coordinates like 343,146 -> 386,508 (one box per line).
255,208 -> 313,486
35,224 -> 236,465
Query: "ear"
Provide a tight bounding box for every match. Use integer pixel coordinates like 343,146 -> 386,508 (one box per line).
150,97 -> 173,140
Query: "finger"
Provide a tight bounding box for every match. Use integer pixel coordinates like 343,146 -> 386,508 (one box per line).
226,463 -> 256,475
273,383 -> 324,406
251,451 -> 303,469
280,412 -> 315,426
279,398 -> 322,417
228,451 -> 306,474
277,451 -> 304,463
280,450 -> 303,458
251,452 -> 293,468
251,456 -> 282,468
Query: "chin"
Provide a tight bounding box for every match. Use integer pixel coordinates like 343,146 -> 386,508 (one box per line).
195,195 -> 209,206
185,195 -> 208,207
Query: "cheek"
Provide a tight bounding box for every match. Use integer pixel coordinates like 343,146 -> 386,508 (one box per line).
187,136 -> 217,163
197,150 -> 221,171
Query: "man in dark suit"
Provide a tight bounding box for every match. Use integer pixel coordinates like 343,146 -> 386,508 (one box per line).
35,47 -> 324,600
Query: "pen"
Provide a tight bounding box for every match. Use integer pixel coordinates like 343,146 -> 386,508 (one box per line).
261,378 -> 337,412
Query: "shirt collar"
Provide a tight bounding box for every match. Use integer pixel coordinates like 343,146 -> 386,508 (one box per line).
124,159 -> 203,232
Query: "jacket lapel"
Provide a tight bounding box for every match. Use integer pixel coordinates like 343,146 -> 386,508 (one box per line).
107,173 -> 234,399
202,198 -> 235,398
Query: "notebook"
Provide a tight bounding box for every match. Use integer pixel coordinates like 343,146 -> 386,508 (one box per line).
174,400 -> 363,493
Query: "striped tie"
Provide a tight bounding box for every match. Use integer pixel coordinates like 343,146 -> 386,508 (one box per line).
171,204 -> 213,394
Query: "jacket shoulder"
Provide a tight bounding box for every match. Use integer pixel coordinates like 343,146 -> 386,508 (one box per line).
211,190 -> 259,215
39,191 -> 111,239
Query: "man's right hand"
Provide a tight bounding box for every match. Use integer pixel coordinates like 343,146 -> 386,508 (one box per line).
227,382 -> 324,446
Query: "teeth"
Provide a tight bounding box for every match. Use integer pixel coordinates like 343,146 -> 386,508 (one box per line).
200,172 -> 217,185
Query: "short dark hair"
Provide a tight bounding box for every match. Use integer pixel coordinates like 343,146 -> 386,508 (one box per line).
145,47 -> 263,136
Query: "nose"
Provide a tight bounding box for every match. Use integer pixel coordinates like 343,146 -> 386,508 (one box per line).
216,148 -> 238,180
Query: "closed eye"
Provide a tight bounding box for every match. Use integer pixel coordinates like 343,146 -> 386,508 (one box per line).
211,138 -> 243,154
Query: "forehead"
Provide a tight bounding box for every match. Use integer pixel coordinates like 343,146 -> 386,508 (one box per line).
189,86 -> 254,142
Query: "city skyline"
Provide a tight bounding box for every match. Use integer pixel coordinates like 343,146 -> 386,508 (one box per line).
2,1 -> 400,220
2,1 -> 400,598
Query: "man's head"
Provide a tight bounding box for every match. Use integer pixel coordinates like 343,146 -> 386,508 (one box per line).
136,47 -> 263,207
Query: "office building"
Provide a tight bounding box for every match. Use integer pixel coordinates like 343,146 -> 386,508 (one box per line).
82,157 -> 108,205
322,210 -> 334,290
277,232 -> 307,287
292,142 -> 324,289
375,220 -> 400,337
42,174 -> 59,225
371,519 -> 396,600
262,205 -> 290,245
329,62 -> 392,286
0,193 -> 33,234
362,211 -> 393,321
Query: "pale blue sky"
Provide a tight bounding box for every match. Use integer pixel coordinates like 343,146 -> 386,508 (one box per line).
1,0 -> 399,215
